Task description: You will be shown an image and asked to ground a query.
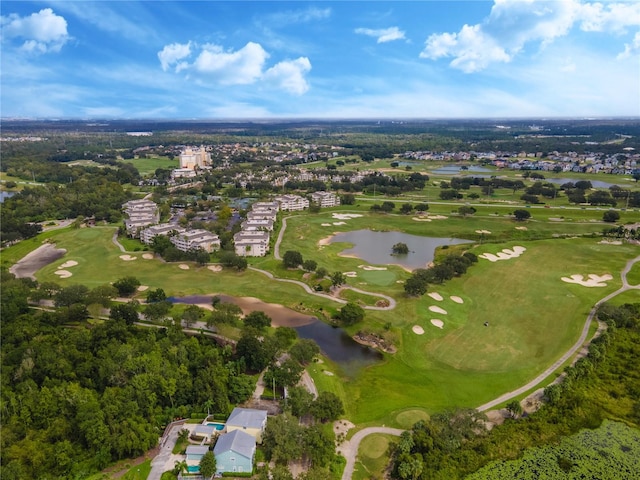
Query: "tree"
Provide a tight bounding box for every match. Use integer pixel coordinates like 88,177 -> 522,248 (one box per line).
330,271 -> 346,287
264,358 -> 304,388
287,386 -> 314,417
182,305 -> 204,328
414,203 -> 429,212
302,259 -> 318,272
506,400 -> 522,419
400,203 -> 414,214
113,276 -> 141,297
54,284 -> 89,307
199,451 -> 216,479
513,209 -> 531,221
341,193 -> 355,205
262,413 -> 304,464
603,210 -> 620,223
143,301 -> 171,322
244,310 -> 272,330
381,201 -> 395,212
392,242 -> 409,255
110,302 -> 139,325
315,267 -> 328,279
310,391 -> 344,422
282,250 -> 303,269
336,302 -> 365,326
404,276 -> 428,297
457,205 -> 476,217
146,288 -> 166,303
236,334 -> 271,372
289,339 -> 320,365
86,284 -> 118,307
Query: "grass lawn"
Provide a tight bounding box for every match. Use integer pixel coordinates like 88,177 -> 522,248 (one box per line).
121,156 -> 179,176
352,433 -> 399,480
15,207 -> 640,428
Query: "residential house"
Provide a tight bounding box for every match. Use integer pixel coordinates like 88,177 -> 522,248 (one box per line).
185,445 -> 210,472
225,407 -> 268,443
213,429 -> 256,475
310,191 -> 340,208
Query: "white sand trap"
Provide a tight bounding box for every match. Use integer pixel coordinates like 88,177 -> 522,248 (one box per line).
323,371 -> 335,376
344,271 -> 357,277
179,264 -> 190,270
429,305 -> 448,315
208,265 -> 223,272
54,270 -> 72,278
515,226 -> 528,231
450,296 -> 464,304
333,221 -> 346,226
479,246 -> 526,262
332,213 -> 363,220
430,319 -> 444,329
137,285 -> 149,292
412,217 -> 432,222
428,215 -> 448,220
428,292 -> 443,301
321,223 -> 332,226
59,260 -> 78,269
598,240 -> 622,245
475,229 -> 492,234
142,253 -> 154,259
561,273 -> 613,287
119,255 -> 137,261
412,325 -> 425,335
359,265 -> 387,271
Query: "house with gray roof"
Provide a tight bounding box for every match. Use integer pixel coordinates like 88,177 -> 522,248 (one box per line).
225,407 -> 268,442
213,429 -> 256,475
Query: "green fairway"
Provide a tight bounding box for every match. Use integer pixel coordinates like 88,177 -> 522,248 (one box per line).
121,156 -> 178,176
19,208 -> 640,427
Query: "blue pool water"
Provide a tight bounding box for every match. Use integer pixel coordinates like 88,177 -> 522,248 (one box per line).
207,422 -> 225,430
187,465 -> 200,473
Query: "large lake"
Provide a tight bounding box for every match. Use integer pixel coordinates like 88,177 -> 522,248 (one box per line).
169,294 -> 381,375
431,165 -> 493,174
544,178 -> 624,189
329,230 -> 471,270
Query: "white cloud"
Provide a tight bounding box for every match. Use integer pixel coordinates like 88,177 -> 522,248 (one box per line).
263,57 -> 312,95
1,8 -> 69,53
193,42 -> 268,85
158,42 -> 192,72
617,31 -> 640,59
420,0 -> 640,72
158,41 -> 312,94
264,7 -> 331,26
355,27 -> 406,43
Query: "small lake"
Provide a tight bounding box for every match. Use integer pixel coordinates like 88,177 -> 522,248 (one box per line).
431,165 -> 493,174
329,230 -> 471,270
544,178 -> 622,189
0,191 -> 16,203
168,294 -> 381,374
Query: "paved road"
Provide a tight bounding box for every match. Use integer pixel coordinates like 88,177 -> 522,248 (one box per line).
340,427 -> 404,480
148,420 -> 185,480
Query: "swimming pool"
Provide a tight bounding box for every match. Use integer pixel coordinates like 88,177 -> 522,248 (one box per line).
187,465 -> 200,473
206,422 -> 225,430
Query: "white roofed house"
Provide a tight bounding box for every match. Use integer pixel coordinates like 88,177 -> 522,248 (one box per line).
170,229 -> 221,253
311,191 -> 340,208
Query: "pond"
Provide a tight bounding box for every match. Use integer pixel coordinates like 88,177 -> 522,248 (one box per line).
431,165 -> 493,174
329,230 -> 471,270
168,294 -> 381,374
544,178 -> 623,189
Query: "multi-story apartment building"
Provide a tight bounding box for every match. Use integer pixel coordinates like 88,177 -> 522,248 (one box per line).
122,199 -> 160,237
233,231 -> 270,257
275,194 -> 309,211
170,229 -> 220,253
310,191 -> 340,208
179,146 -> 211,169
241,218 -> 275,231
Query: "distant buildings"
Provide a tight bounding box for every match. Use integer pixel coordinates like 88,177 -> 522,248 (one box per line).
139,223 -> 220,253
233,201 -> 278,257
275,194 -> 309,211
311,191 -> 340,208
179,146 -> 211,169
122,199 -> 159,237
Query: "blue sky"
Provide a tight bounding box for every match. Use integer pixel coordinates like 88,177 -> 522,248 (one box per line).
1,1 -> 639,119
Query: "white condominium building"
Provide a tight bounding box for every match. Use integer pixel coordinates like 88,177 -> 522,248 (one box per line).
179,146 -> 211,169
310,191 -> 340,208
170,229 -> 221,253
275,194 -> 309,211
140,223 -> 185,245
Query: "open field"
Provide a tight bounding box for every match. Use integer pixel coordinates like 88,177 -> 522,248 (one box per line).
120,156 -> 178,176
12,206 -> 640,427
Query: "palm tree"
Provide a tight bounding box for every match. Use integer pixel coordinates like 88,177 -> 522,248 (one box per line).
173,459 -> 188,476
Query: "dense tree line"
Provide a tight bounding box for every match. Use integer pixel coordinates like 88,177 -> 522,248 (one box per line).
404,252 -> 478,297
389,302 -> 640,479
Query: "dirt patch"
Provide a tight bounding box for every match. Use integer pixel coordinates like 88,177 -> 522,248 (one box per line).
9,243 -> 66,280
353,331 -> 396,354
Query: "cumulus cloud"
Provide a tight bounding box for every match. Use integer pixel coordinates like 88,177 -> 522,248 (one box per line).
420,0 -> 640,72
1,8 -> 69,53
157,41 -> 311,94
266,7 -> 331,26
355,26 -> 406,43
617,31 -> 640,59
158,42 -> 192,72
263,57 -> 311,95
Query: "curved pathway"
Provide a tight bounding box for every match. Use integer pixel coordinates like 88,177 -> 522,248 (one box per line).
340,427 -> 404,480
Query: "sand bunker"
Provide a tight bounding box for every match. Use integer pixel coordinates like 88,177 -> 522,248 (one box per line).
599,240 -> 622,245
561,273 -> 613,287
137,285 -> 149,292
321,223 -> 332,227
208,265 -> 223,272
142,253 -> 154,259
333,221 -> 346,226
479,246 -> 526,262
412,217 -> 432,222
119,255 -> 137,261
412,214 -> 447,222
179,264 -> 190,270
54,270 -> 72,278
359,265 -> 387,271
450,296 -> 464,304
323,371 -> 335,376
428,292 -> 443,301
430,319 -> 444,329
344,271 -> 357,277
332,213 -> 363,220
429,306 -> 448,315
412,325 -> 425,335
515,226 -> 528,231
59,260 -> 78,269
475,229 -> 492,234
